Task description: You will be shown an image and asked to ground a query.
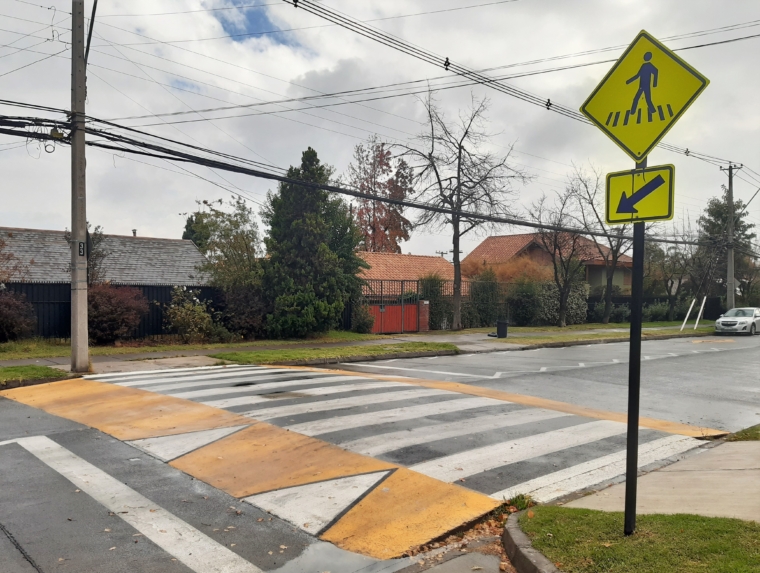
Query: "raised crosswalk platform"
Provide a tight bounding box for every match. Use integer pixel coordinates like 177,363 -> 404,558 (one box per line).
2,365 -> 709,559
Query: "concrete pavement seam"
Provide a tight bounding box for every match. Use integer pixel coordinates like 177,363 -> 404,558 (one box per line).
502,512 -> 562,573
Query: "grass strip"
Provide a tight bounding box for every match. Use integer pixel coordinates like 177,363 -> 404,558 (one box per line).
0,331 -> 381,362
727,424 -> 760,441
520,506 -> 760,573
212,342 -> 458,365
0,365 -> 69,386
503,328 -> 713,346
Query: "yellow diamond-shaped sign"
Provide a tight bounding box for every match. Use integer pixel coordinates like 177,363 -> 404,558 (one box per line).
581,30 -> 709,162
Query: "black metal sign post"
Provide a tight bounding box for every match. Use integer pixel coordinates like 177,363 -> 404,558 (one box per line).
624,158 -> 647,536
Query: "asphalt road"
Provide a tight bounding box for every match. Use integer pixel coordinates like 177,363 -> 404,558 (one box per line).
341,335 -> 760,433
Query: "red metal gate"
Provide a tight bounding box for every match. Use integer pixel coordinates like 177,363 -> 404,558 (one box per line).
369,303 -> 419,334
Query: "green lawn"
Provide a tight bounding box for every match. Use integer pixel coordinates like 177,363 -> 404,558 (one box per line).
213,342 -> 458,365
0,365 -> 69,386
0,331 -> 381,362
520,506 -> 760,573
727,424 -> 760,441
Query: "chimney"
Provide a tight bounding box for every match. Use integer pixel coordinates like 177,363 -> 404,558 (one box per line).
132,229 -> 137,237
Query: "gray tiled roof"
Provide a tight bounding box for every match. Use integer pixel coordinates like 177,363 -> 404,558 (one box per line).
0,227 -> 209,285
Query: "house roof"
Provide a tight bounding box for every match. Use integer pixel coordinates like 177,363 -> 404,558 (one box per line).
463,233 -> 633,267
358,251 -> 455,281
0,227 -> 209,285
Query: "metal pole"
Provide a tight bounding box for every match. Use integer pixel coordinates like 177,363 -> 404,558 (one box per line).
624,158 -> 646,536
726,164 -> 735,310
694,296 -> 707,329
680,298 -> 696,332
70,0 -> 89,372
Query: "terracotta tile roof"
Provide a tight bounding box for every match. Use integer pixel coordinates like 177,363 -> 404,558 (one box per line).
0,227 -> 210,285
358,251 -> 454,281
463,233 -> 632,267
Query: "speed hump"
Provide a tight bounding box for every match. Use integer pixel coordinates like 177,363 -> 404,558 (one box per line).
581,31 -> 709,162
606,165 -> 675,225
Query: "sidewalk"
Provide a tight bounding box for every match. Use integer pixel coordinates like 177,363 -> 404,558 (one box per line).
0,325 -> 713,371
565,441 -> 760,522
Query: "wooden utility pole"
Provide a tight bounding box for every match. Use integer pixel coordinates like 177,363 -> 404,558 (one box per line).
70,0 -> 89,372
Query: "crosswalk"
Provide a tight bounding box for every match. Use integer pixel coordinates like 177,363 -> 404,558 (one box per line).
88,365 -> 704,504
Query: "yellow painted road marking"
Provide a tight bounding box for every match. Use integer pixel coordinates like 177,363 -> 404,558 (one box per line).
0,379 -> 249,441
170,422 -> 396,498
692,339 -> 733,344
321,467 -> 499,559
268,366 -> 726,438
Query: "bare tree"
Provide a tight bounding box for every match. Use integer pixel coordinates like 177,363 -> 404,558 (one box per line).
531,190 -> 588,327
654,222 -> 694,320
568,164 -> 630,323
399,92 -> 528,329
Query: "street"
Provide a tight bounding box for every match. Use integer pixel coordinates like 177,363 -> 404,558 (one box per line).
343,335 -> 760,433
1,336 -> 757,571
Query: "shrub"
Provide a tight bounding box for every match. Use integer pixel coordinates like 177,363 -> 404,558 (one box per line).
164,287 -> 214,343
0,290 -> 36,342
351,302 -> 375,334
471,268 -> 500,327
221,285 -> 265,339
508,282 -> 540,326
609,303 -> 631,323
644,301 -> 670,322
88,284 -> 148,344
535,282 -> 588,326
419,274 -> 452,330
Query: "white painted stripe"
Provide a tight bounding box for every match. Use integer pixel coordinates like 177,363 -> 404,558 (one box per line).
285,396 -> 504,436
172,377 -> 388,400
17,436 -> 262,573
340,408 -> 571,457
244,471 -> 391,536
348,363 -> 487,378
239,388 -> 451,421
349,363 -> 506,379
85,365 -> 249,380
199,381 -> 404,409
146,374 -> 367,396
113,368 -> 286,388
128,425 -> 249,462
492,435 -> 701,503
411,420 -> 627,482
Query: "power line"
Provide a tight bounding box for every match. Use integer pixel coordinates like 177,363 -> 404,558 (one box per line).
5,111 -> 757,254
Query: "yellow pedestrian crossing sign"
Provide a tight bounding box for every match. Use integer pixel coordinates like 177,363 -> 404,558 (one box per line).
581,31 -> 709,162
606,165 -> 675,225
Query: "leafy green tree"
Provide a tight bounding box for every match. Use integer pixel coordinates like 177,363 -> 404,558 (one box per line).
182,208 -> 213,252
262,147 -> 365,338
693,190 -> 756,299
184,198 -> 265,338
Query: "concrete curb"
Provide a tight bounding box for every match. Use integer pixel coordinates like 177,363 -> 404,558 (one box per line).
502,512 -> 563,573
257,349 -> 460,367
499,330 -> 713,352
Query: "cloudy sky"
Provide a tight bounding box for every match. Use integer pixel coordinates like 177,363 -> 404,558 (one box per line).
2,0 -> 759,258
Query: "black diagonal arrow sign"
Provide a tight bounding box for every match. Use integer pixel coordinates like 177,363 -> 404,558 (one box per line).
616,174 -> 665,214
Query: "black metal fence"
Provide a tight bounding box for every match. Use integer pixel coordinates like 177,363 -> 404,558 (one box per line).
5,282 -> 216,339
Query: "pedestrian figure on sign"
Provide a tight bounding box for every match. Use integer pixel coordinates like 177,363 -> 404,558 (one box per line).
627,52 -> 658,115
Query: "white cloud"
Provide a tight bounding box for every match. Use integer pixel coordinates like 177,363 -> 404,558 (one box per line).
1,0 -> 759,257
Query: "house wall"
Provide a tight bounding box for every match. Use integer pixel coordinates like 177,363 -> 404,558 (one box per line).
586,266 -> 632,289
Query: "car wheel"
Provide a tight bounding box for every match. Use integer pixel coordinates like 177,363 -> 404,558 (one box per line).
751,324 -> 757,336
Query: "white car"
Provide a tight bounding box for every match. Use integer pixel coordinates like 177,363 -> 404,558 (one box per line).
715,307 -> 760,335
